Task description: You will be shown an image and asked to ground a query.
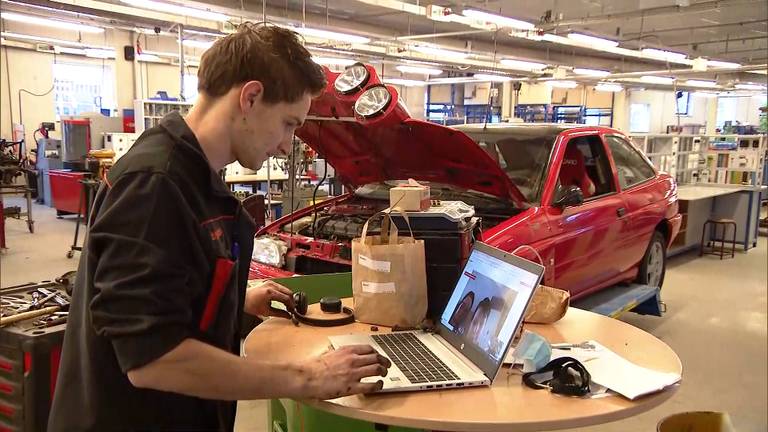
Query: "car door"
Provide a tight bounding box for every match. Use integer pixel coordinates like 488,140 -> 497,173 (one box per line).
543,132 -> 629,298
603,134 -> 663,272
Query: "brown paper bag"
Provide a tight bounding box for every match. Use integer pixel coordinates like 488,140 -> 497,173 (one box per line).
523,285 -> 570,324
351,210 -> 428,327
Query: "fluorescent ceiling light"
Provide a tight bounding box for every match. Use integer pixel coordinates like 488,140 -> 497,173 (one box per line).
411,45 -> 468,59
595,83 -> 623,92
428,76 -> 480,84
500,58 -> 547,71
473,73 -> 513,82
85,48 -> 114,59
1,32 -> 89,48
312,57 -> 357,66
143,49 -> 179,58
641,48 -> 687,61
685,80 -> 719,88
747,70 -> 767,75
183,39 -> 214,49
707,60 -> 741,69
546,80 -> 579,88
136,53 -> 162,62
567,33 -> 618,48
120,0 -> 229,21
383,78 -> 427,87
1,12 -> 104,33
184,29 -> 225,37
396,65 -> 443,75
55,46 -> 87,56
573,68 -> 611,77
735,83 -> 766,90
294,27 -> 370,44
641,75 -> 675,84
461,9 -> 535,30
692,92 -> 718,98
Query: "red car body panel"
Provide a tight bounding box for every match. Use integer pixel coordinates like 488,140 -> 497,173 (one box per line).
250,66 -> 681,300
296,67 -> 527,206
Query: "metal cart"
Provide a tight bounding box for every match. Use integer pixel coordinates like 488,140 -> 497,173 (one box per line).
1,139 -> 34,234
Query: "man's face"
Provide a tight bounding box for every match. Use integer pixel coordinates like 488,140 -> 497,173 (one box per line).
235,90 -> 312,170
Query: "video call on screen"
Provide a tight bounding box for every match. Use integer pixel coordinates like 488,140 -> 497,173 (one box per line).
441,250 -> 539,362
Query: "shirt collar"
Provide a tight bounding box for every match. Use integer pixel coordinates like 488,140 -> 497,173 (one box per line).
159,111 -> 234,198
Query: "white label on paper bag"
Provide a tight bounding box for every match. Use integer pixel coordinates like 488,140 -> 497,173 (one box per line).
361,281 -> 396,293
358,255 -> 391,273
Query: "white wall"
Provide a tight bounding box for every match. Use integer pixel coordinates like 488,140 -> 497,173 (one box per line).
398,86 -> 426,119
628,89 -> 709,134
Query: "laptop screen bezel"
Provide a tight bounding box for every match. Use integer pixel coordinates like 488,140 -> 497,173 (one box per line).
436,241 -> 545,382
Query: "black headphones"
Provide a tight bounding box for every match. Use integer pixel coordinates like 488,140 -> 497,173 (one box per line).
522,357 -> 591,397
291,292 -> 355,327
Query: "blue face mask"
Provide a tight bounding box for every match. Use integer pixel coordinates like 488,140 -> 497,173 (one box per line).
512,330 -> 552,373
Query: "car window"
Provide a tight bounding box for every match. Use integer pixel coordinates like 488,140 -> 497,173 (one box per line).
605,135 -> 656,189
474,136 -> 555,203
555,135 -> 616,202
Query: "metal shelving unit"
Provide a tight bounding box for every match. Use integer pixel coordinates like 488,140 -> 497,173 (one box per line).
133,99 -> 193,133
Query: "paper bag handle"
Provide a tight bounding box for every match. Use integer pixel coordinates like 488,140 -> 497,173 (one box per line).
360,212 -> 399,245
386,207 -> 416,239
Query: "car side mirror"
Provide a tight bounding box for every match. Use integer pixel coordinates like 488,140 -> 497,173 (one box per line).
554,185 -> 584,208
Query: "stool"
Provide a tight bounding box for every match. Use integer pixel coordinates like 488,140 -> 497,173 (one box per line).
700,218 -> 736,260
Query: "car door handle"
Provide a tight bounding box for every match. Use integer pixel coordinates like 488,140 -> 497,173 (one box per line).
617,207 -> 627,218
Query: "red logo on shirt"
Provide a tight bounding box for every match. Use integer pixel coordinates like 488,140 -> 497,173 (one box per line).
210,227 -> 224,241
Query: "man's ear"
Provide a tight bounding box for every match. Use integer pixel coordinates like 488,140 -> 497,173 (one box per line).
240,81 -> 265,113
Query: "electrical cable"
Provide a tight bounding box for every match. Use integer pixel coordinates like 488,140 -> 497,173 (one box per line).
511,244 -> 545,267
3,46 -> 13,126
311,158 -> 329,237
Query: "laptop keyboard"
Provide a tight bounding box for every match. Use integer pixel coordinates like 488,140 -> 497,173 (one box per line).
371,333 -> 460,384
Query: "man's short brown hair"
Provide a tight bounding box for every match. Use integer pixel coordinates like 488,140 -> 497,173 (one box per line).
197,23 -> 327,103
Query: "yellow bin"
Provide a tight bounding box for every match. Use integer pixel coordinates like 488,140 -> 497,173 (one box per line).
658,412 -> 736,432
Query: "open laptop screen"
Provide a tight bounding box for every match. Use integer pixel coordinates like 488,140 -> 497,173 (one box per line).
439,243 -> 542,370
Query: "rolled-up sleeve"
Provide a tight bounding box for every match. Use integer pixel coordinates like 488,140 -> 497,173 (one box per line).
88,172 -> 203,373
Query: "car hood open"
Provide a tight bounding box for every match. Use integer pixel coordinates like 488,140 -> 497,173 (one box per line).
295,66 -> 528,207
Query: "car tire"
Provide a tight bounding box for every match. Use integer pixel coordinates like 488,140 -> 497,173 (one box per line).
636,230 -> 667,289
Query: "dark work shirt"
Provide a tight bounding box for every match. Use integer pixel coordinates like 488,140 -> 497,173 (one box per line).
48,112 -> 256,431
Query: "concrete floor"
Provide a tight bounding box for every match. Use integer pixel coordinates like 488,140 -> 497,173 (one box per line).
2,199 -> 766,432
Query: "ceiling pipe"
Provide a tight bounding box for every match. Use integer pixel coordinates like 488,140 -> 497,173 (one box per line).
669,35 -> 766,46
622,18 -> 768,37
542,0 -> 762,29
394,29 -> 491,41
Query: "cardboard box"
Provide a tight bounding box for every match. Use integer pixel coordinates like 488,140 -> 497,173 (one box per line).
390,179 -> 430,211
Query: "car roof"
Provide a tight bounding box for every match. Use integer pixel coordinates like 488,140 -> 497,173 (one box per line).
452,123 -> 617,137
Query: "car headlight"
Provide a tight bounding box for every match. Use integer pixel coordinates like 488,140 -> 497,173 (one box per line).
354,85 -> 392,118
252,237 -> 288,267
334,63 -> 370,95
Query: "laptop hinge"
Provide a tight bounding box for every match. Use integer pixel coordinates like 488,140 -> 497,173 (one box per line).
433,332 -> 488,378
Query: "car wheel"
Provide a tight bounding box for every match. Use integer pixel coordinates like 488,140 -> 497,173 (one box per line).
637,230 -> 666,289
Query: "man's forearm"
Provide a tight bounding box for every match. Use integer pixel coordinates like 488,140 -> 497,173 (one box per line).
127,338 -> 313,400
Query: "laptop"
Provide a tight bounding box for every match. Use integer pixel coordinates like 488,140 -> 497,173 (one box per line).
329,241 -> 545,393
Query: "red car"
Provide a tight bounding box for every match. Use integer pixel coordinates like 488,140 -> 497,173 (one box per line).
250,65 -> 682,301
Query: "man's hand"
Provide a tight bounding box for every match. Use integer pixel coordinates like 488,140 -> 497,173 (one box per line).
302,345 -> 392,400
244,281 -> 295,319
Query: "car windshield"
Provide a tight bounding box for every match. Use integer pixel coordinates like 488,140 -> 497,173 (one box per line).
354,181 -> 512,212
460,130 -> 557,203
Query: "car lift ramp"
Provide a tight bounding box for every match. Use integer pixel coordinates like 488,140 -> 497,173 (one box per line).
571,284 -> 664,318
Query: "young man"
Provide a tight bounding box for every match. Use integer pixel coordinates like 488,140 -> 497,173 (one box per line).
48,23 -> 390,431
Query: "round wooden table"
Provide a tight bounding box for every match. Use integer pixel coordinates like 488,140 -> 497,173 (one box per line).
244,300 -> 682,432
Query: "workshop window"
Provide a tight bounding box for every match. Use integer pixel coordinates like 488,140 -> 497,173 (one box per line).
605,135 -> 656,190
53,62 -> 115,117
629,103 -> 651,133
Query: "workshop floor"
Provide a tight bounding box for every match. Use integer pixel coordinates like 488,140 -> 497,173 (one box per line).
2,199 -> 766,432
